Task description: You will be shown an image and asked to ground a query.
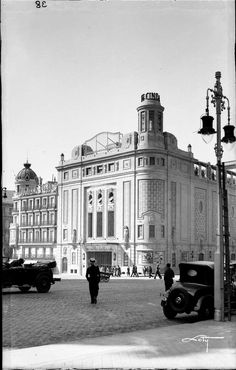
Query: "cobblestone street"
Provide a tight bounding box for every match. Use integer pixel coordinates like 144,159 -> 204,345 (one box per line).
2,278 -> 196,349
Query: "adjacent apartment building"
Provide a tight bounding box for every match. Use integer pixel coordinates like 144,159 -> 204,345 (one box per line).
55,92 -> 236,276
9,161 -> 58,261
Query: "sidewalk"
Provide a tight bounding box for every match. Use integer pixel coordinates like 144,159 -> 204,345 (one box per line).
3,316 -> 236,369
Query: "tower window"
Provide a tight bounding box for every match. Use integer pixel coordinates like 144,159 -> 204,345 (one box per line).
141,112 -> 146,132
150,157 -> 155,165
149,111 -> 155,131
138,157 -> 143,166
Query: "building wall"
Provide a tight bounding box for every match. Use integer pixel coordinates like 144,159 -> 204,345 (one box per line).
9,181 -> 58,263
57,153 -> 235,275
2,190 -> 14,258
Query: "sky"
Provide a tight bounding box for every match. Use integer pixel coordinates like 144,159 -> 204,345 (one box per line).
2,0 -> 235,190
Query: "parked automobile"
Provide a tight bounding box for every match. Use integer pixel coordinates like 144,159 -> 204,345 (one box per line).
161,261 -> 236,320
2,258 -> 60,293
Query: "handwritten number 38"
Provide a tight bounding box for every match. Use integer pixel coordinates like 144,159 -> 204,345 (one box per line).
35,1 -> 47,8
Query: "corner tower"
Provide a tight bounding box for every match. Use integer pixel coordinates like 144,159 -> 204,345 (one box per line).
15,161 -> 39,194
137,92 -> 165,149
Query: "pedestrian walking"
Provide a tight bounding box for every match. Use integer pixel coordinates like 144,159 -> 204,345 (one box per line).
154,264 -> 162,279
86,257 -> 101,304
143,266 -> 148,277
164,263 -> 175,291
148,265 -> 152,278
117,265 -> 121,277
127,266 -> 130,276
131,265 -> 138,277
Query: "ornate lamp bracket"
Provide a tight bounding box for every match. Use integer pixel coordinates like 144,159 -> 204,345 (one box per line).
214,144 -> 223,159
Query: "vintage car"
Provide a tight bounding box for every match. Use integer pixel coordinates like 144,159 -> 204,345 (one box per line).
2,258 -> 60,293
161,261 -> 236,320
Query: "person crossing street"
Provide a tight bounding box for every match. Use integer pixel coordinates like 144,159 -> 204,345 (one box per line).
154,264 -> 162,279
86,258 -> 101,304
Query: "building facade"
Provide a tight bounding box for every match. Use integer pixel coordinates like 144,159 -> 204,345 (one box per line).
2,190 -> 14,258
9,162 -> 58,261
55,93 -> 236,276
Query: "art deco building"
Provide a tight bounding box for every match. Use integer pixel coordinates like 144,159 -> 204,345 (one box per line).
55,93 -> 236,276
2,189 -> 14,258
9,161 -> 58,261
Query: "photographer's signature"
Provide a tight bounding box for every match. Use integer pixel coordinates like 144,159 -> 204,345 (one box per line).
182,335 -> 224,352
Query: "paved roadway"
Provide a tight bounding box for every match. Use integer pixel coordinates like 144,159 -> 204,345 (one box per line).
2,277 -> 198,349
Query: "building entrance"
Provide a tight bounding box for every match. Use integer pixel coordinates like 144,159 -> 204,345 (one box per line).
87,252 -> 112,268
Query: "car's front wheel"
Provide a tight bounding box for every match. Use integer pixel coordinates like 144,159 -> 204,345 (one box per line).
35,274 -> 51,293
163,304 -> 177,319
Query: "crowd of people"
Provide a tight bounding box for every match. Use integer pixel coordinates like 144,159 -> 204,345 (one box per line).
98,262 -> 174,286
100,265 -> 122,277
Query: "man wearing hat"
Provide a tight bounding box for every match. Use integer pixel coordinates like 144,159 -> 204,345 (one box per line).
86,257 -> 101,304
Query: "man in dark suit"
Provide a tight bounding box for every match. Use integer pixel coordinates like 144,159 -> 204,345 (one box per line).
164,263 -> 175,291
86,258 -> 101,304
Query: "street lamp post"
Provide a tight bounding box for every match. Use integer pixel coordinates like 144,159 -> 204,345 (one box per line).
198,71 -> 236,322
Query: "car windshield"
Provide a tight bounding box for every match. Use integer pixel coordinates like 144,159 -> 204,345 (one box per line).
180,264 -> 214,285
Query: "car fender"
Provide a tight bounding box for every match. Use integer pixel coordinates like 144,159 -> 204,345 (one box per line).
194,294 -> 214,312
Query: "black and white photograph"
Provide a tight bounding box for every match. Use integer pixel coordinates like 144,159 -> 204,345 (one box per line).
2,0 -> 236,369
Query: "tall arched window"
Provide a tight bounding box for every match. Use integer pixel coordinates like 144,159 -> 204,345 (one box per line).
72,252 -> 76,264
62,257 -> 68,273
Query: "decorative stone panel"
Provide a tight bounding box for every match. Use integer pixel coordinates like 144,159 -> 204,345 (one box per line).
138,179 -> 165,219
194,187 -> 207,242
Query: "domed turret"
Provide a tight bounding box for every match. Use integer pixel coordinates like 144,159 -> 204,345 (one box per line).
15,161 -> 39,194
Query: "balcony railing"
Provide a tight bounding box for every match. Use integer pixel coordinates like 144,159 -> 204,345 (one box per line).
20,204 -> 57,211
19,221 -> 57,227
19,239 -> 57,244
193,161 -> 236,185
